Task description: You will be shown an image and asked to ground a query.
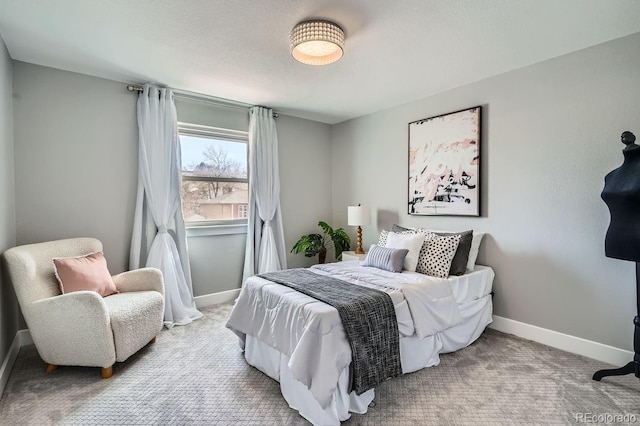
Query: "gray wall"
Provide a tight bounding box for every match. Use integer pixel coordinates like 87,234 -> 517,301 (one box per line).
277,114 -> 333,267
11,62 -> 332,301
13,62 -> 138,274
331,32 -> 640,350
0,36 -> 17,367
188,232 -> 247,296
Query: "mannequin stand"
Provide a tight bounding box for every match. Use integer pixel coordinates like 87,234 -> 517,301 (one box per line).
592,262 -> 640,381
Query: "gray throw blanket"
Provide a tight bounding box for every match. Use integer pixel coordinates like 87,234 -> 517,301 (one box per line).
258,268 -> 402,395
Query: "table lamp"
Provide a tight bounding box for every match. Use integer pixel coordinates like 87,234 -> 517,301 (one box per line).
348,204 -> 370,254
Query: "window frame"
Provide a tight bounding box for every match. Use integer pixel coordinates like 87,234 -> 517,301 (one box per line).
178,122 -> 249,228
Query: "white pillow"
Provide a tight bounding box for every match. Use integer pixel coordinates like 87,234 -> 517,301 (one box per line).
466,232 -> 485,272
378,229 -> 416,247
385,231 -> 427,272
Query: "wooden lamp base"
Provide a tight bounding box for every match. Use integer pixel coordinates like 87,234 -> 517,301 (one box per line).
355,226 -> 365,254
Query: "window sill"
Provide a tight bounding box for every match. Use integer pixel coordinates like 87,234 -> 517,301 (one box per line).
186,223 -> 248,238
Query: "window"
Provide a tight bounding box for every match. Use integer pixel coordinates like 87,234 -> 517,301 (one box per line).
178,123 -> 249,225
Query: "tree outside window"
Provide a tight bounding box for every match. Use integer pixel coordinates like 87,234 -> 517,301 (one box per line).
179,129 -> 248,224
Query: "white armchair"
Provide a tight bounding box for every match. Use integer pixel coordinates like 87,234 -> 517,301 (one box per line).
3,237 -> 164,378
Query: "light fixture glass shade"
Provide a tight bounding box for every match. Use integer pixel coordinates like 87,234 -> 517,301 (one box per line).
348,205 -> 370,226
291,20 -> 345,65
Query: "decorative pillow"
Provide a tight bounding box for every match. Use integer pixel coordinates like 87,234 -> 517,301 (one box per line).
380,227 -> 421,245
378,228 -> 414,247
466,232 -> 486,272
362,244 -> 409,273
385,231 -> 427,272
53,252 -> 118,297
427,230 -> 472,276
393,225 -> 473,276
378,230 -> 390,247
416,234 -> 461,278
391,224 -> 412,233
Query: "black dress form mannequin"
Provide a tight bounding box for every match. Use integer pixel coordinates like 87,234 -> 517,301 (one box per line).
594,131 -> 640,381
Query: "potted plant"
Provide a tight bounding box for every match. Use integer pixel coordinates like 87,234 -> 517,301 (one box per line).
291,221 -> 351,264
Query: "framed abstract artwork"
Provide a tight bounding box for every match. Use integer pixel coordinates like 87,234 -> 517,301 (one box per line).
408,106 -> 481,216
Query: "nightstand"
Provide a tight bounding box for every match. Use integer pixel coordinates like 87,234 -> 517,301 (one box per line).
341,251 -> 367,261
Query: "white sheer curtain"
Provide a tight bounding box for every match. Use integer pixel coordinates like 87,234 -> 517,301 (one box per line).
242,106 -> 287,283
130,84 -> 202,328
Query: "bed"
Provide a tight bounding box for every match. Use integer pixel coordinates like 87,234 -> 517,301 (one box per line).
226,258 -> 494,425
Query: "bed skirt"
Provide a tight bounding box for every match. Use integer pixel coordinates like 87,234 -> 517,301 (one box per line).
244,293 -> 493,426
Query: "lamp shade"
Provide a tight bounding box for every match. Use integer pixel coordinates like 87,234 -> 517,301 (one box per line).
347,205 -> 370,226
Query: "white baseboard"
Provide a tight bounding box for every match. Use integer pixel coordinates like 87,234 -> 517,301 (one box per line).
0,329 -> 32,397
194,289 -> 241,309
489,315 -> 634,367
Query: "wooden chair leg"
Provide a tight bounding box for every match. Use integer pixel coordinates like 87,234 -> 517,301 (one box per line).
150,337 -> 156,344
45,364 -> 57,374
101,366 -> 113,379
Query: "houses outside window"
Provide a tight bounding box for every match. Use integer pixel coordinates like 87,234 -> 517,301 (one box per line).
179,123 -> 249,225
237,204 -> 248,218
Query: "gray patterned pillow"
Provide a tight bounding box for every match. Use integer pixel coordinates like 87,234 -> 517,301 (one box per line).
415,234 -> 461,278
362,244 -> 409,273
391,224 -> 412,233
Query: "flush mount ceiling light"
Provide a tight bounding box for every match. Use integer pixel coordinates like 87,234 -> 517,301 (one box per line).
290,20 -> 345,65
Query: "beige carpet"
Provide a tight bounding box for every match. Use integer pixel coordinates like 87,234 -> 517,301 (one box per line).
1,302 -> 639,425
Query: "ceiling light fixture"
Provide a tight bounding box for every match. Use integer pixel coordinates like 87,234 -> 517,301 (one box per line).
290,20 -> 345,66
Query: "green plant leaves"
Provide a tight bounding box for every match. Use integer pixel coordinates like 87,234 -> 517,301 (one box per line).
291,222 -> 351,261
291,233 -> 323,257
318,221 -> 333,236
331,227 -> 351,260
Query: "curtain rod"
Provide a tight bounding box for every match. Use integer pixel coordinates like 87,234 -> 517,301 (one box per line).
126,84 -> 278,118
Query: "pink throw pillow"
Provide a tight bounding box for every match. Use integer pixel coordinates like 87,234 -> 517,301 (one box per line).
53,252 -> 118,297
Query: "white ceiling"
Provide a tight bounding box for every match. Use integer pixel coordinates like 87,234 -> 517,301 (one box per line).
1,0 -> 639,124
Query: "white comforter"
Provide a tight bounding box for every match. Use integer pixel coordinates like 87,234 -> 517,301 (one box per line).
226,261 -> 464,408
